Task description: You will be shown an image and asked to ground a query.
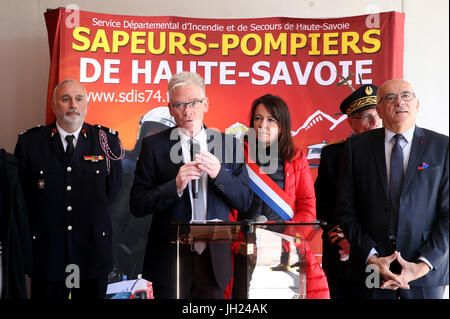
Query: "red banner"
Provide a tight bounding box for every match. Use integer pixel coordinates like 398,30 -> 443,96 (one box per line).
45,9 -> 404,157
43,8 -> 404,281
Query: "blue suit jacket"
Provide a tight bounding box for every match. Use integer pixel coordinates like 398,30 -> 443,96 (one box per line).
337,126 -> 449,287
130,127 -> 252,294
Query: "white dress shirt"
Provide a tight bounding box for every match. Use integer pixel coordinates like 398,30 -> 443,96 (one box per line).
384,126 -> 414,183
55,122 -> 82,151
178,127 -> 208,221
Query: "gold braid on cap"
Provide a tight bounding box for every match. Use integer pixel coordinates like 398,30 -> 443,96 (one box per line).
346,95 -> 377,116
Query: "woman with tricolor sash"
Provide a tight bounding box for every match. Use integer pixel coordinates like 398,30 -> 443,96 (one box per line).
232,94 -> 330,299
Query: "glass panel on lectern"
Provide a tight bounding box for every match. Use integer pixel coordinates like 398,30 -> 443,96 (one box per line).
173,222 -> 322,299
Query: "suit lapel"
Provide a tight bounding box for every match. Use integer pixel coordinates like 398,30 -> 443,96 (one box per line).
49,122 -> 66,162
371,129 -> 389,200
402,126 -> 425,194
168,126 -> 183,174
70,123 -> 88,161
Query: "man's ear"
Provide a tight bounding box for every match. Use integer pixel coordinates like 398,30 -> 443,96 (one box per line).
347,117 -> 357,133
203,97 -> 209,113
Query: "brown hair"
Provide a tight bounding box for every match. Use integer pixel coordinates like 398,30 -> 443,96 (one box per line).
249,94 -> 297,162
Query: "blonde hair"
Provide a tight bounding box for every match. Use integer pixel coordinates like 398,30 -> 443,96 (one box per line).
168,72 -> 205,101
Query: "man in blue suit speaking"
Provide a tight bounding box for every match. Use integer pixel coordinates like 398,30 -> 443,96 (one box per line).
130,72 -> 252,299
337,79 -> 448,299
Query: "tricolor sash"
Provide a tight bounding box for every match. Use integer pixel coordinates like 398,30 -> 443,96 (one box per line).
244,142 -> 295,221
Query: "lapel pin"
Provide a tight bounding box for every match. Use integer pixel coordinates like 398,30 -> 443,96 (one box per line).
50,128 -> 57,138
82,129 -> 87,139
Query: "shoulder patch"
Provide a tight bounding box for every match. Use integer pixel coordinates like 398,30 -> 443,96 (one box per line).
19,125 -> 44,136
323,139 -> 345,148
94,124 -> 119,136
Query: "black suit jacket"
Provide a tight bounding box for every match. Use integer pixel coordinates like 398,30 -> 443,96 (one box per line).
337,126 -> 449,287
315,140 -> 347,280
14,122 -> 122,281
0,149 -> 32,299
130,127 -> 252,295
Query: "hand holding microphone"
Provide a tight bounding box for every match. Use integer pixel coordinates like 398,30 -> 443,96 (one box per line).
175,139 -> 201,195
176,139 -> 221,195
190,139 -> 201,198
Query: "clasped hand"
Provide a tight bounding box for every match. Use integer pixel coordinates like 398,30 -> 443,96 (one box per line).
368,251 -> 431,290
176,150 -> 221,193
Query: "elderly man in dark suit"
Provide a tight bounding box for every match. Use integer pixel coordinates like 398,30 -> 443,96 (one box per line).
337,79 -> 448,299
315,84 -> 381,299
14,79 -> 122,299
130,72 -> 252,299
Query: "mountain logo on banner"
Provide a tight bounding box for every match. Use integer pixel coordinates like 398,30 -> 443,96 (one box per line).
291,110 -> 347,136
225,110 -> 347,140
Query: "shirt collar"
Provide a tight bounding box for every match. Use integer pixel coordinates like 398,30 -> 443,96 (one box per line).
179,126 -> 207,144
56,122 -> 83,141
385,126 -> 415,144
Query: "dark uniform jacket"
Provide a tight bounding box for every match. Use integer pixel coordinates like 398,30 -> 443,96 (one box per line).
14,122 -> 122,282
315,140 -> 347,280
130,127 -> 252,296
337,127 -> 449,287
0,149 -> 32,299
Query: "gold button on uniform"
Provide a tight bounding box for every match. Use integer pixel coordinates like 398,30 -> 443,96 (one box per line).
67,166 -> 72,172
67,206 -> 72,211
67,225 -> 72,231
66,185 -> 72,191
96,170 -> 100,174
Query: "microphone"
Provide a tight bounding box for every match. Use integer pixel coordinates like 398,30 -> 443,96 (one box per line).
255,215 -> 268,223
255,215 -> 268,229
190,139 -> 201,199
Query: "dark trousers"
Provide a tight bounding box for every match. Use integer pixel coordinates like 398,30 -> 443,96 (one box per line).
152,245 -> 224,299
326,276 -> 353,299
31,274 -> 108,300
232,253 -> 256,299
351,282 -> 446,299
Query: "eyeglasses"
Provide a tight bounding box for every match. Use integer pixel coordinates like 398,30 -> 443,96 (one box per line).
171,98 -> 206,110
378,91 -> 416,104
350,114 -> 379,121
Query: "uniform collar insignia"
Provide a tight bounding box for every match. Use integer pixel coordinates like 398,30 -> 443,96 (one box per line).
50,128 -> 57,138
